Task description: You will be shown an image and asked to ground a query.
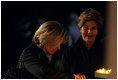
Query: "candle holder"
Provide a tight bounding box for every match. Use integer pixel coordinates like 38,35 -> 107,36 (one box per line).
95,68 -> 112,79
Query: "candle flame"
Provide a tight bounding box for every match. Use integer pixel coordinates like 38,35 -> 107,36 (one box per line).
96,68 -> 112,74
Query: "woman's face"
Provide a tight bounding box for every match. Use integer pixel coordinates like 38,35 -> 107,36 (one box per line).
80,20 -> 98,43
45,40 -> 63,55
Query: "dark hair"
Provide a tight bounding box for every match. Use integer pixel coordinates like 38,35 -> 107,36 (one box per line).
78,8 -> 103,33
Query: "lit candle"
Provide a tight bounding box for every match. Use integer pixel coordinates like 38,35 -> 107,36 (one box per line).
95,68 -> 112,78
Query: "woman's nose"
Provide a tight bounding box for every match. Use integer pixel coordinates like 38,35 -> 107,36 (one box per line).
88,29 -> 92,34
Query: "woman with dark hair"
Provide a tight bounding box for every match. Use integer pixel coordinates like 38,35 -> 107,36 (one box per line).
61,8 -> 104,79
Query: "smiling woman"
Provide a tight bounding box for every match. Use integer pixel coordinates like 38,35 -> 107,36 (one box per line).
61,8 -> 104,79
80,20 -> 98,50
78,8 -> 103,50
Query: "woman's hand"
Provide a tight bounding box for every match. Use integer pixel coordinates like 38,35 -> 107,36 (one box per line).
73,73 -> 86,79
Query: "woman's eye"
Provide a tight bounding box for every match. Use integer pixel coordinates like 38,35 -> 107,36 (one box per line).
84,26 -> 87,29
92,27 -> 97,30
83,26 -> 88,30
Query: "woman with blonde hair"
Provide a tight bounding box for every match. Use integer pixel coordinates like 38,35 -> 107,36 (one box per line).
15,21 -> 73,78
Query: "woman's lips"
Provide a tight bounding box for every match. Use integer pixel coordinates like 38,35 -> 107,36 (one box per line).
87,35 -> 93,37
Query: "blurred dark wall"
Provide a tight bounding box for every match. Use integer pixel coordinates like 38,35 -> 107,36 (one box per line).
1,1 -> 107,78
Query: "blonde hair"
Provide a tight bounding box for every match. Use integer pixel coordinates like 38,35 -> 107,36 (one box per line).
78,8 -> 103,33
32,21 -> 67,48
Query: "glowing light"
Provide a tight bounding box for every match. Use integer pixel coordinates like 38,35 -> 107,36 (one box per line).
96,68 -> 112,74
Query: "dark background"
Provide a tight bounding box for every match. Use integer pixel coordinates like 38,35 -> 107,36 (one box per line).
1,1 -> 107,78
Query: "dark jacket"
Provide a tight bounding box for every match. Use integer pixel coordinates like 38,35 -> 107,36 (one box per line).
61,36 -> 104,79
17,42 -> 74,79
